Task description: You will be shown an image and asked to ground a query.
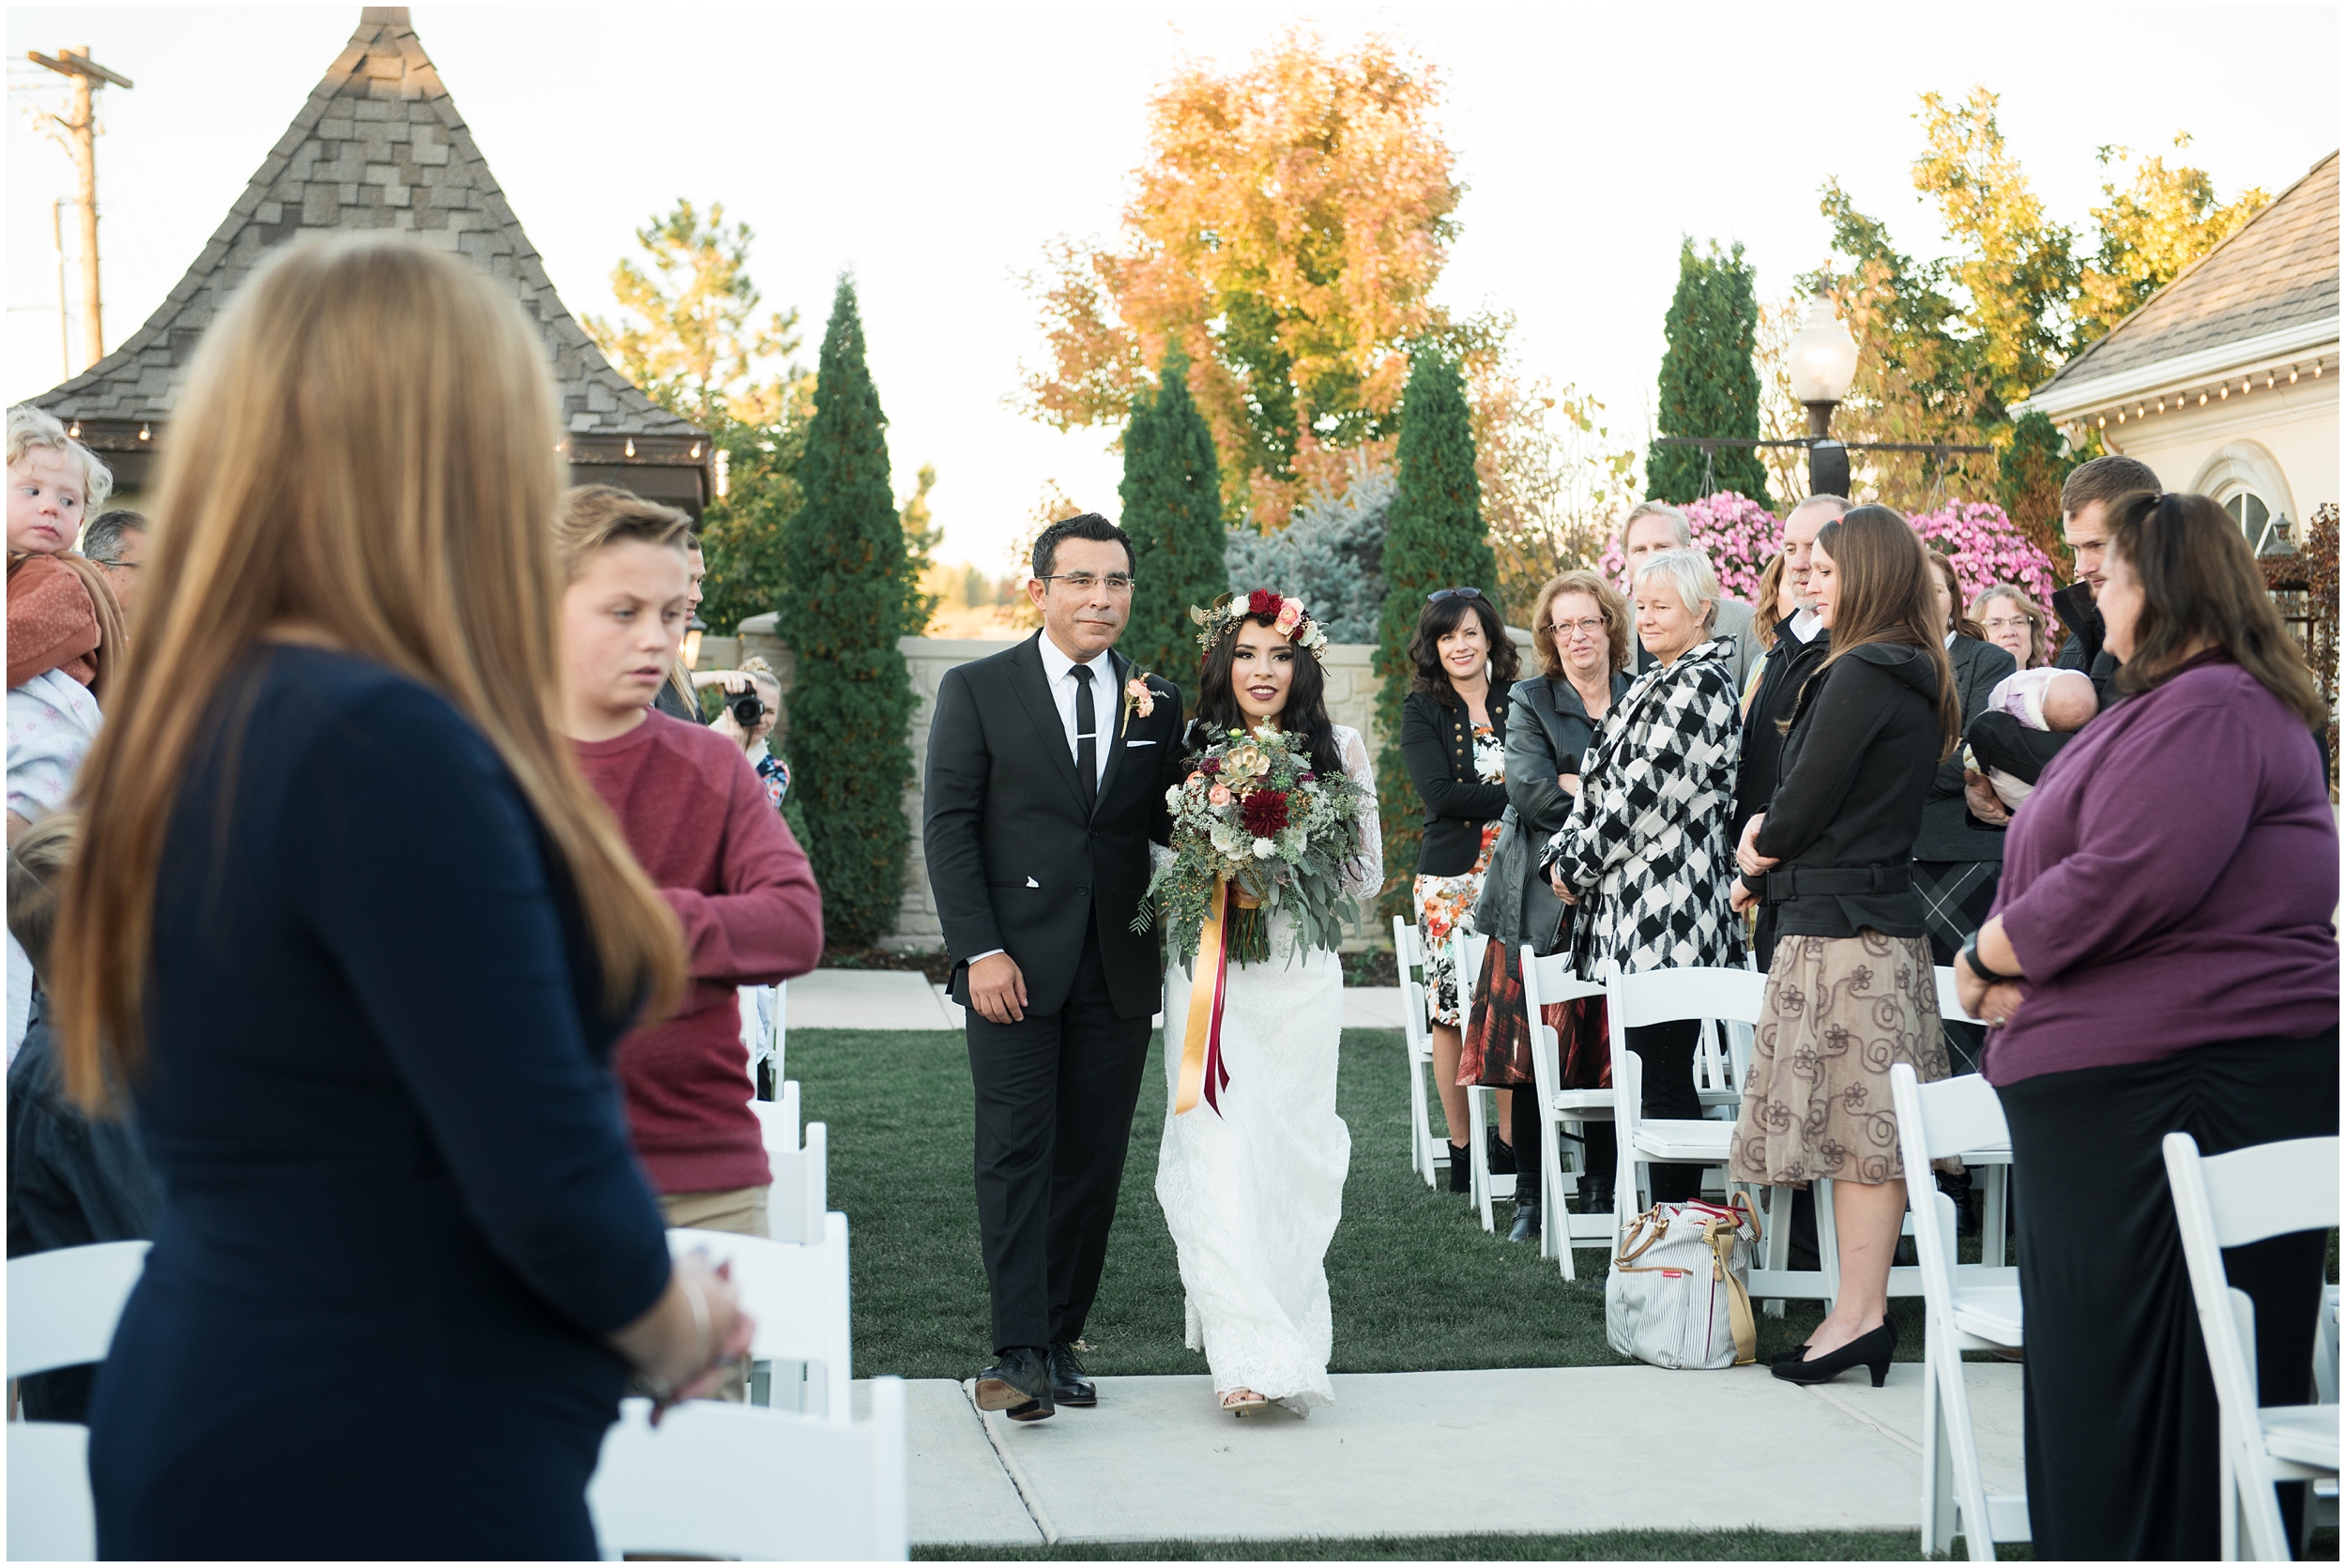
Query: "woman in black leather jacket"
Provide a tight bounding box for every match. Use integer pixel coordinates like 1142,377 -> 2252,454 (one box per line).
1464,571 -> 1630,1237
1397,588 -> 1518,1192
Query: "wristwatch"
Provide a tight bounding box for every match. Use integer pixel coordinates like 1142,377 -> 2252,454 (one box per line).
1959,931 -> 2021,986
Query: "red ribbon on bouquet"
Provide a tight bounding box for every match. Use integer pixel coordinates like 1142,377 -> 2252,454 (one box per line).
1174,876 -> 1256,1117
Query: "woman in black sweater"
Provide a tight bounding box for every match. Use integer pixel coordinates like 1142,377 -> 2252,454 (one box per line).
1398,587 -> 1519,1188
1729,506 -> 1960,1388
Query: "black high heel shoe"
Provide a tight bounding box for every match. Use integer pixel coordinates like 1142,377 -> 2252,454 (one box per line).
1770,1319 -> 1896,1388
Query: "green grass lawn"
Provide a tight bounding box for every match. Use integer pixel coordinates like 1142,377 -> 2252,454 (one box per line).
792,1027 -> 1923,1379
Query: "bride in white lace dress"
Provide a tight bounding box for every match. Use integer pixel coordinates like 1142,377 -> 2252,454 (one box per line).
1155,599 -> 1382,1417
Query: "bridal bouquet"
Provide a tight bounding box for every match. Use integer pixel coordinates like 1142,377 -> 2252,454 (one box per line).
1135,722 -> 1370,969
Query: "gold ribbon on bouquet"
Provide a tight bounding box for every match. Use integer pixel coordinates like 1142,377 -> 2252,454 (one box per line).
1174,876 -> 1259,1116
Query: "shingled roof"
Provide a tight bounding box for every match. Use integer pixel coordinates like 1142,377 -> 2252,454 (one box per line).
2023,152 -> 2338,417
32,7 -> 711,510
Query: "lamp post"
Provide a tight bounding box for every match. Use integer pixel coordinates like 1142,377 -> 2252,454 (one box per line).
1787,295 -> 1861,498
681,615 -> 707,670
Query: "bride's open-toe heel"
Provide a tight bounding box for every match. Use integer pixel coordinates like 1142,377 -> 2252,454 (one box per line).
1220,1388 -> 1269,1417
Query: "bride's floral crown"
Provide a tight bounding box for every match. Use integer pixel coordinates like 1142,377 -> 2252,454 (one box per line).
1190,589 -> 1331,662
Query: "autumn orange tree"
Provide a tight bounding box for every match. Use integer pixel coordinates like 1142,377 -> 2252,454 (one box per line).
1779,91 -> 2266,515
1019,31 -> 1491,527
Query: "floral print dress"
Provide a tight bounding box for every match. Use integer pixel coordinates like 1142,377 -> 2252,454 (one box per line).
1413,723 -> 1504,1028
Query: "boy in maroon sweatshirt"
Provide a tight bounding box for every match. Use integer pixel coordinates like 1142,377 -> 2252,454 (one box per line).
554,487 -> 823,1238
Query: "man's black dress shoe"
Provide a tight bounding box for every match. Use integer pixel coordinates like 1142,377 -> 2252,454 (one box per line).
974,1347 -> 1056,1421
1047,1342 -> 1097,1407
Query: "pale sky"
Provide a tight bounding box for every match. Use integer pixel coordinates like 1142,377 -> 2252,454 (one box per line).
8,5 -> 2337,571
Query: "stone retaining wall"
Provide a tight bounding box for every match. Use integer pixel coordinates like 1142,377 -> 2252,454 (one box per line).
723,616 -> 1528,951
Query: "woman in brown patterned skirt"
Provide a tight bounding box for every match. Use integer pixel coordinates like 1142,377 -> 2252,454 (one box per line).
1728,507 -> 1963,1388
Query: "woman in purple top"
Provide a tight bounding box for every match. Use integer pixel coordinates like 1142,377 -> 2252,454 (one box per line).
1955,492 -> 2337,1560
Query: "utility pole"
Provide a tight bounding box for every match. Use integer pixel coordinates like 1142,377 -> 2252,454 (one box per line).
29,46 -> 134,372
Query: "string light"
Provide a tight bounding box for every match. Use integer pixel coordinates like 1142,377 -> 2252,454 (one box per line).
689,442 -> 701,460
2116,409 -> 2125,424
66,421 -> 80,437
624,437 -> 636,458
2290,368 -> 2300,383
138,423 -> 150,441
2219,385 -> 2229,400
2200,391 -> 2209,405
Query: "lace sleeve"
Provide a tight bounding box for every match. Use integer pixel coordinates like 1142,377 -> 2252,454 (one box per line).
1336,725 -> 1383,900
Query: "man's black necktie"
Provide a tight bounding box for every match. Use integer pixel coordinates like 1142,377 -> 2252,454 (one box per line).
1073,663 -> 1097,812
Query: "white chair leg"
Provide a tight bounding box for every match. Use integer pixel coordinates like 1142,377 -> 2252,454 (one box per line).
1982,1164 -> 2009,1266
1815,1177 -> 1842,1308
1468,1085 -> 1496,1230
1922,1345 -> 1955,1555
1761,1184 -> 1792,1317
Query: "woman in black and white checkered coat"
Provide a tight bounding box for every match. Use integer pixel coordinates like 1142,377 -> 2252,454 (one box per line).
1539,548 -> 1746,1204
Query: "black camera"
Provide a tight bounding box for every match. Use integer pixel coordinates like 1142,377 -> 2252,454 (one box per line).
729,691 -> 766,727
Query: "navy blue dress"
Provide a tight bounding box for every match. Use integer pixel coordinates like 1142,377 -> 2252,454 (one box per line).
89,647 -> 674,1560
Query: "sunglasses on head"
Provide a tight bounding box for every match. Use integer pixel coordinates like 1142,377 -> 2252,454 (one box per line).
1425,586 -> 1485,604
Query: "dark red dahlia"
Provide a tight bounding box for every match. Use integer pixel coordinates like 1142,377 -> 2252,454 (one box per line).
1247,587 -> 1281,618
1240,789 -> 1291,837
1297,771 -> 1317,784
1199,755 -> 1222,776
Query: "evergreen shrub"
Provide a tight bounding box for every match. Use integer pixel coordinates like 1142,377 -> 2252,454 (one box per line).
1373,353 -> 1498,914
1646,239 -> 1773,507
777,280 -> 918,946
1120,349 -> 1229,694
1224,462 -> 1394,644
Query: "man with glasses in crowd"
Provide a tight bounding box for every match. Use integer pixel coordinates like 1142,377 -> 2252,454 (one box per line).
922,513 -> 1188,1423
82,510 -> 149,620
1619,501 -> 1760,689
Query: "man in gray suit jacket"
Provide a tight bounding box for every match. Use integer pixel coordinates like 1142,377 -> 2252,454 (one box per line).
1621,501 -> 1761,689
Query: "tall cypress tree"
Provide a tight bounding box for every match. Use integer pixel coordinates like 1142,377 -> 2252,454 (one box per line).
1374,351 -> 1499,914
1646,238 -> 1772,505
777,278 -> 917,947
1119,347 -> 1227,695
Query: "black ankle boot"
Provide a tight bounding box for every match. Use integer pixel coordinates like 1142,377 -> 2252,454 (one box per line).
1486,1125 -> 1517,1177
1507,1197 -> 1542,1243
1446,1141 -> 1471,1194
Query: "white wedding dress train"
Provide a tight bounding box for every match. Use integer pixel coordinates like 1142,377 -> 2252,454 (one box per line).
1154,724 -> 1381,1412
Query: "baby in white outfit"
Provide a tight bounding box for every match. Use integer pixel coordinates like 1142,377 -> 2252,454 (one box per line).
1970,666 -> 2098,809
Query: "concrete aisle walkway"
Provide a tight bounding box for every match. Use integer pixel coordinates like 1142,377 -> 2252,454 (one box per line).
877,1361 -> 2023,1549
786,969 -> 1408,1033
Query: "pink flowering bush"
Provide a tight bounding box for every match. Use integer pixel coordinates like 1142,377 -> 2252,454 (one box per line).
1908,502 -> 2061,609
1597,492 -> 1778,602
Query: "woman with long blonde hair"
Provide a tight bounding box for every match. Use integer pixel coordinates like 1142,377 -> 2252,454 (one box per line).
57,236 -> 750,1559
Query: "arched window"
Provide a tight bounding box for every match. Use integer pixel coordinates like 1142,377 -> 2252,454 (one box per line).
2192,441 -> 2298,556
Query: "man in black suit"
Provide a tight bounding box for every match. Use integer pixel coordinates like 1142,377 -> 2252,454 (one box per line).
922,513 -> 1186,1422
1733,492 -> 1847,972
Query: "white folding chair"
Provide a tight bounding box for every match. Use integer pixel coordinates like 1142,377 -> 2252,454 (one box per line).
8,1239 -> 150,1381
1932,965 -> 2014,1267
669,1220 -> 852,1419
749,1081 -> 829,1247
1452,931 -> 1510,1229
1392,918 -> 1447,1188
1516,945 -> 1611,1271
2162,1132 -> 2341,1561
1607,966 -> 1766,1250
7,1240 -> 149,1563
9,1421 -> 94,1560
588,1378 -> 910,1560
1889,1063 -> 2026,1560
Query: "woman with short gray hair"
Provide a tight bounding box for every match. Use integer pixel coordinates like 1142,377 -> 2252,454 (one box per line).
1539,547 -> 1744,1205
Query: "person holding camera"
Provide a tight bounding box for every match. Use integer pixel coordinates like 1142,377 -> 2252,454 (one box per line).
700,657 -> 790,812
555,488 -> 823,1250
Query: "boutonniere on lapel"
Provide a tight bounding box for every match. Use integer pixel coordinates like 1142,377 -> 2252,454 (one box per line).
1118,672 -> 1158,739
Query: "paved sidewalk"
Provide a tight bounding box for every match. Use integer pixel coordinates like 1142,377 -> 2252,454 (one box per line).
874,1361 -> 2021,1548
786,969 -> 1407,1033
